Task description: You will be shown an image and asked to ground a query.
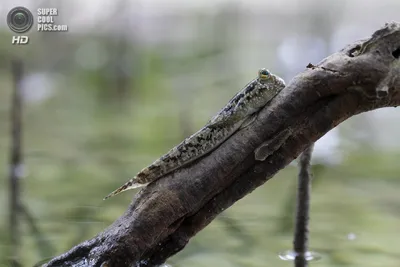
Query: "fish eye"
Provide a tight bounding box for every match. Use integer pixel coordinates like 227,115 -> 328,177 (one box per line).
258,68 -> 270,79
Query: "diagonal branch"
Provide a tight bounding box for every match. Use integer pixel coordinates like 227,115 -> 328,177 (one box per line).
44,22 -> 400,267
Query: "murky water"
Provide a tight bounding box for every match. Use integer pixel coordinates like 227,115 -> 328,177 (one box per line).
3,157 -> 400,267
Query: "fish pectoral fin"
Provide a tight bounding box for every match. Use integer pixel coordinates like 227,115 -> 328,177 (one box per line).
239,113 -> 257,129
207,113 -> 236,129
103,179 -> 147,200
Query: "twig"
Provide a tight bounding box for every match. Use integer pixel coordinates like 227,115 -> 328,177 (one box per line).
19,204 -> 56,258
9,59 -> 24,267
293,144 -> 314,267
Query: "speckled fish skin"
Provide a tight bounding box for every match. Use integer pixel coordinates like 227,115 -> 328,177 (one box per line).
103,69 -> 286,200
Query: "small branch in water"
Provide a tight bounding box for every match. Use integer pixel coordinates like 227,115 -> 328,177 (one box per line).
293,144 -> 314,267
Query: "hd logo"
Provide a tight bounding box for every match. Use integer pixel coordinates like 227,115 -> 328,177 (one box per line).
11,36 -> 29,45
7,6 -> 33,45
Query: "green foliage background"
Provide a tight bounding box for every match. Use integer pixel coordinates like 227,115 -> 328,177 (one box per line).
0,5 -> 400,266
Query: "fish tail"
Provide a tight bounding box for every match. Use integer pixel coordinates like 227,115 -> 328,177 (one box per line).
103,178 -> 147,200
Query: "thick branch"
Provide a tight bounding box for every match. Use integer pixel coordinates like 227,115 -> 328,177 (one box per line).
44,22 -> 400,267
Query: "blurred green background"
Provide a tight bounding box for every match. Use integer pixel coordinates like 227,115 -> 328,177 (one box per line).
1,0 -> 400,266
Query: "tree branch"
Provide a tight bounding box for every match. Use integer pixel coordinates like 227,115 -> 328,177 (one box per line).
44,22 -> 400,267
